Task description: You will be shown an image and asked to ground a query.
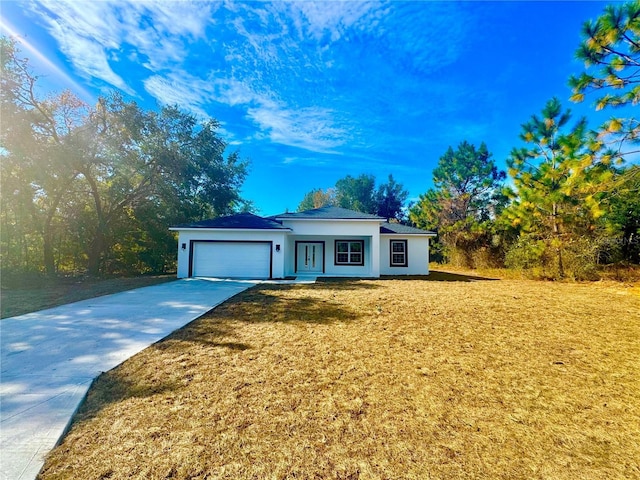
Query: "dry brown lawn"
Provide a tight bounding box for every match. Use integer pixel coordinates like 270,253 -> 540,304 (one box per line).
1,274 -> 175,318
39,272 -> 640,479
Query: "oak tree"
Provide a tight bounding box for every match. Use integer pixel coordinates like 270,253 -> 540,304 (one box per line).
1,37 -> 249,276
375,174 -> 409,221
297,188 -> 336,211
335,174 -> 377,214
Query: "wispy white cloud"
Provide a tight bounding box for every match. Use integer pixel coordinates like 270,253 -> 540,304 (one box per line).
144,71 -> 258,115
273,1 -> 387,42
378,2 -> 468,74
25,0 -> 472,158
49,20 -> 132,94
247,104 -> 347,153
143,71 -> 349,154
280,155 -> 334,167
143,75 -> 209,118
30,0 -> 215,94
32,0 -> 132,93
214,0 -> 471,154
210,79 -> 262,108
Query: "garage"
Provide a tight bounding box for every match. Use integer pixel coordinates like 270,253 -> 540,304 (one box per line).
190,241 -> 272,278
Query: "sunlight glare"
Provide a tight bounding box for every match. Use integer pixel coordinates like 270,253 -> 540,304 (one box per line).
0,16 -> 94,102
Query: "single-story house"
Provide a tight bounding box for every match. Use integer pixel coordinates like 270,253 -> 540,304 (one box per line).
170,206 -> 436,279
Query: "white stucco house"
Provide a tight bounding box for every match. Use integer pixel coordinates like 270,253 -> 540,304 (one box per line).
170,206 -> 436,279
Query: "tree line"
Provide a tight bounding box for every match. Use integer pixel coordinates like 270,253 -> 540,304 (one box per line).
1,2 -> 639,280
297,174 -> 408,221
297,3 -> 640,279
1,38 -> 248,277
421,2 -> 640,279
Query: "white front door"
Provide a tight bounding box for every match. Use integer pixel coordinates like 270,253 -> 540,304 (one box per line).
296,242 -> 323,273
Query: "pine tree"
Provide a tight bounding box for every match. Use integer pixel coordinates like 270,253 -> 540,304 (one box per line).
410,141 -> 505,267
569,2 -> 640,145
503,98 -> 608,278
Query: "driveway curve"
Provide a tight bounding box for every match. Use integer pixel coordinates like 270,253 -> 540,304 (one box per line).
0,278 -> 255,480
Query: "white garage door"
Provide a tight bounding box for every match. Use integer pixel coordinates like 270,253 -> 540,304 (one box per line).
192,242 -> 271,278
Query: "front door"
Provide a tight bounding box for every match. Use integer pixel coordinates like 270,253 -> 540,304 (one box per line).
296,242 -> 324,273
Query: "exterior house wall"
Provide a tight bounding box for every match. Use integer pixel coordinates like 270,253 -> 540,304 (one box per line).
279,219 -> 380,236
174,229 -> 288,278
286,235 -> 376,277
379,236 -> 431,275
172,215 -> 434,280
280,219 -> 381,277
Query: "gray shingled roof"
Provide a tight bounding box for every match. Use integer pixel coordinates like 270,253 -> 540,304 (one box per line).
273,206 -> 385,220
173,211 -> 435,236
380,222 -> 436,235
174,212 -> 289,230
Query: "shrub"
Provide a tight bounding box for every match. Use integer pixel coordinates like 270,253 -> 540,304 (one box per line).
505,235 -> 601,280
505,237 -> 547,271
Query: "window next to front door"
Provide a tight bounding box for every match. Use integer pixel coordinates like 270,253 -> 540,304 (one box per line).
335,240 -> 364,266
390,239 -> 408,267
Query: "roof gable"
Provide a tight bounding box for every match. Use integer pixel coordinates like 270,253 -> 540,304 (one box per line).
173,212 -> 289,230
274,206 -> 385,220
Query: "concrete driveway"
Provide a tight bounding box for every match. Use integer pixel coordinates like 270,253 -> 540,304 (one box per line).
0,278 -> 255,480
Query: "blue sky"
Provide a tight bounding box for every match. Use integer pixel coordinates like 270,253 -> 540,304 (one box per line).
1,0 -> 617,215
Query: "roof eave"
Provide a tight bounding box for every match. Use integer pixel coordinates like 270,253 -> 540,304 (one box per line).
380,232 -> 437,237
169,227 -> 292,232
276,217 -> 384,222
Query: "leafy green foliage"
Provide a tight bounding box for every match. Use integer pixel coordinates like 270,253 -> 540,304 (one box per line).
506,99 -> 587,232
375,174 -> 409,220
595,165 -> 640,263
297,188 -> 336,211
431,142 -> 505,222
570,2 -> 640,107
0,38 -> 248,277
297,174 -> 409,221
335,174 -> 377,213
1,38 -> 91,274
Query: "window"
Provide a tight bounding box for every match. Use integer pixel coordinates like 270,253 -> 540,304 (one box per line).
390,240 -> 408,267
335,240 -> 364,266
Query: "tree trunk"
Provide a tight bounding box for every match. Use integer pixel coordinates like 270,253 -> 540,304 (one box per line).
552,202 -> 564,278
37,173 -> 79,275
87,229 -> 104,276
557,246 -> 564,279
43,226 -> 55,275
42,184 -> 73,276
82,169 -> 107,276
